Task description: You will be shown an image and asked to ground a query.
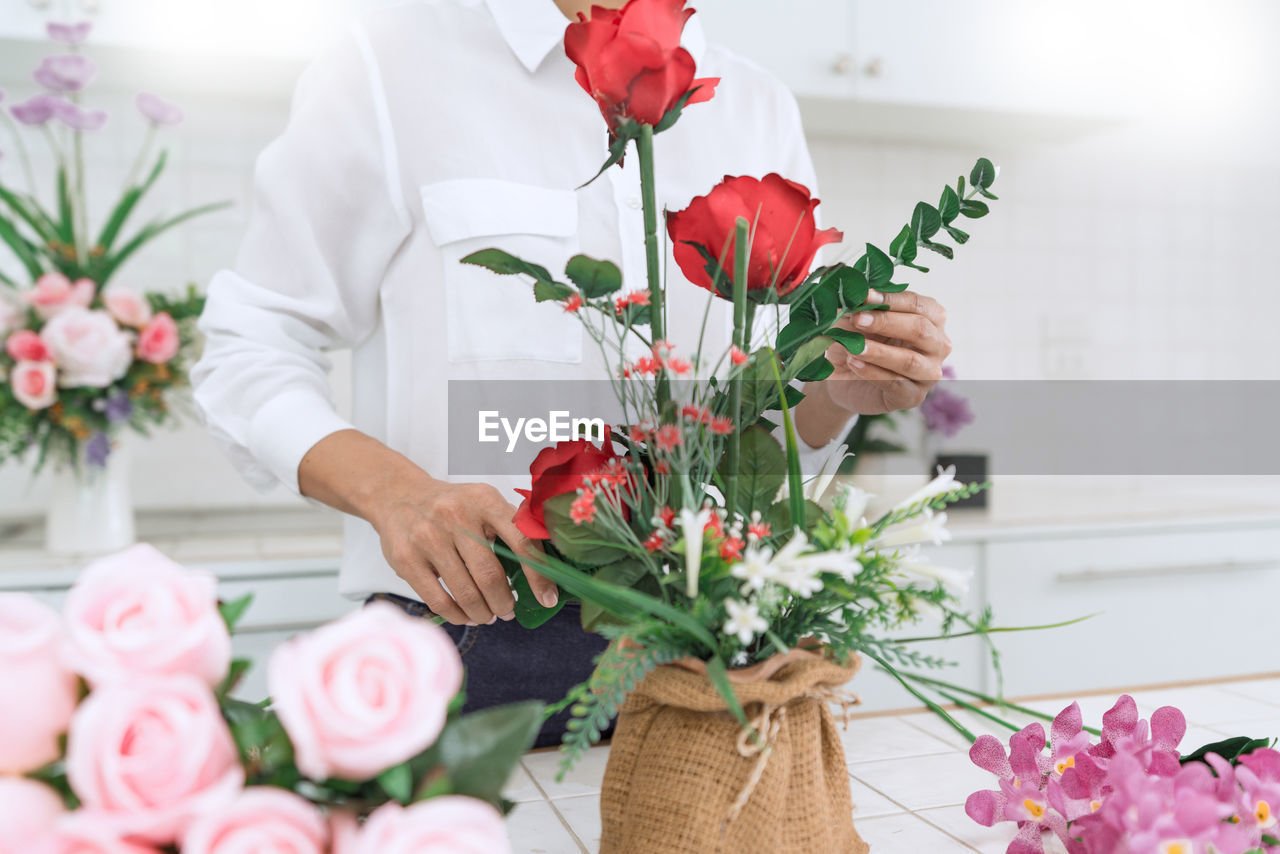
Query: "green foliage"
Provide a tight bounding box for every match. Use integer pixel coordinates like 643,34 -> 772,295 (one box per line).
433,702 -> 545,805
565,254 -> 622,298
1181,735 -> 1277,767
459,248 -> 555,285
543,492 -> 632,565
218,594 -> 254,633
717,426 -> 786,518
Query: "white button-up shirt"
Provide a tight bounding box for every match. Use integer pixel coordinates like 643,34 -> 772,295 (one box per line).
193,0 -> 842,600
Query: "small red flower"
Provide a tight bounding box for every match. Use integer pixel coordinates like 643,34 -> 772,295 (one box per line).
719,536 -> 745,561
614,296 -> 628,315
657,506 -> 676,528
652,339 -> 674,359
709,416 -> 734,435
747,521 -> 772,540
665,356 -> 693,375
655,460 -> 670,474
628,421 -> 652,443
569,490 -> 597,525
632,356 -> 662,375
654,424 -> 682,452
643,530 -> 665,552
703,513 -> 724,539
680,403 -> 704,422
563,294 -> 583,313
730,346 -> 748,366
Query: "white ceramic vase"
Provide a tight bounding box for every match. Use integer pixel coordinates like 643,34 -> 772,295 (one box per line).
44,438 -> 136,556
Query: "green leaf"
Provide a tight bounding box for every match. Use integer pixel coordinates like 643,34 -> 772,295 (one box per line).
653,87 -> 700,135
970,157 -> 997,190
828,265 -> 869,309
460,248 -> 554,284
0,214 -> 44,279
1180,735 -> 1274,766
764,499 -> 825,533
825,327 -> 866,355
436,702 -> 545,805
876,281 -> 911,293
0,185 -> 58,244
533,280 -> 576,303
96,201 -> 232,286
579,132 -> 631,189
717,425 -> 786,517
496,543 -> 566,629
978,187 -> 1000,201
378,762 -> 414,804
944,225 -> 970,245
959,199 -> 989,219
911,202 -> 942,240
705,656 -> 749,730
565,254 -> 622,298
796,355 -> 834,382
922,240 -> 954,260
580,558 -> 651,631
795,284 -> 839,328
218,594 -> 253,632
775,318 -> 817,359
938,185 -> 961,223
215,658 -> 252,699
784,335 -> 834,384
543,492 -> 631,565
858,243 -> 894,288
97,151 -> 168,251
55,166 -> 74,243
889,224 -> 917,264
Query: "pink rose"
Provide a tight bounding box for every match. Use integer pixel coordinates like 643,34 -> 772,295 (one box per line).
352,798 -> 511,854
102,290 -> 152,329
40,308 -> 132,388
6,329 -> 51,361
25,273 -> 94,320
181,787 -> 327,854
0,778 -> 66,854
267,602 -> 462,781
134,312 -> 178,364
41,814 -> 160,854
9,359 -> 58,410
0,594 -> 80,773
327,811 -> 361,854
62,544 -> 231,688
65,676 -> 244,844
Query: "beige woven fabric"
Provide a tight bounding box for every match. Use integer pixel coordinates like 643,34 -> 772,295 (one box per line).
599,651 -> 869,854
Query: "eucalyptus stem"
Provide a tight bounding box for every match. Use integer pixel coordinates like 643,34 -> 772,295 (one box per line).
635,125 -> 668,415
725,217 -> 750,517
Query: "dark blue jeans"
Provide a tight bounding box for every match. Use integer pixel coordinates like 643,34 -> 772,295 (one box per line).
367,593 -> 612,749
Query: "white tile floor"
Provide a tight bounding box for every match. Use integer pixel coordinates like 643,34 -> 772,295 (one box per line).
504,675 -> 1280,853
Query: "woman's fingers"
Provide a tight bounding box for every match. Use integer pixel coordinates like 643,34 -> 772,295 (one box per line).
432,545 -> 495,626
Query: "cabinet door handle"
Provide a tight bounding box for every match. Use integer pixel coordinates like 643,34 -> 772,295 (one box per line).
1055,558 -> 1279,584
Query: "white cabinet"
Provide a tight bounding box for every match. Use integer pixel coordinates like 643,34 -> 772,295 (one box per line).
983,523 -> 1280,697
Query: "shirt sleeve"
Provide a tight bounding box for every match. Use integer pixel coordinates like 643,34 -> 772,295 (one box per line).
767,86 -> 857,475
191,25 -> 411,494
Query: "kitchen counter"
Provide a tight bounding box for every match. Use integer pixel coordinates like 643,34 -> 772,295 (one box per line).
504,675 -> 1280,854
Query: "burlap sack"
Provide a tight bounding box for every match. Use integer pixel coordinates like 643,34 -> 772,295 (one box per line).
599,648 -> 869,854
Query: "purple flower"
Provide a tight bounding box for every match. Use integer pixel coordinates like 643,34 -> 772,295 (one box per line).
921,386 -> 975,438
47,22 -> 92,46
103,392 -> 132,424
33,54 -> 97,93
135,93 -> 183,127
85,432 -> 111,468
942,363 -> 957,381
50,99 -> 107,132
10,94 -> 61,126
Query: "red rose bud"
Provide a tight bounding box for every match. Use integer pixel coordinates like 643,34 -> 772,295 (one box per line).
667,173 -> 844,298
564,0 -> 719,134
513,433 -> 620,539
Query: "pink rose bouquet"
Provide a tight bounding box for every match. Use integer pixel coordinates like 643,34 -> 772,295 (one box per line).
0,544 -> 544,852
0,20 -> 218,472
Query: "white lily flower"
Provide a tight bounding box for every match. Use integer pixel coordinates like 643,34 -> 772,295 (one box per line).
730,543 -> 780,594
908,596 -> 946,623
804,442 -> 849,503
810,544 -> 865,583
897,548 -> 971,596
839,483 -> 874,525
892,465 -> 959,511
776,561 -> 825,598
723,598 -> 768,646
678,506 -> 712,598
873,508 -> 951,549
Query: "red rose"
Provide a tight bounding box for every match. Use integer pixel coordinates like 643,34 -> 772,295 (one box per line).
667,173 -> 844,297
564,0 -> 719,133
513,435 -> 619,540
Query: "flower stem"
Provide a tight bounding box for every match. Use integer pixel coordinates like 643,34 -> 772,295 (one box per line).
0,113 -> 39,195
635,124 -> 668,414
725,216 -> 750,517
768,353 -> 805,530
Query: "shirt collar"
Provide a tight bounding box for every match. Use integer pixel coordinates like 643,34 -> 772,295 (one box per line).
485,0 -> 708,74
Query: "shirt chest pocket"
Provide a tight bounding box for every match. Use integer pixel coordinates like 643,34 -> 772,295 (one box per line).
420,179 -> 584,364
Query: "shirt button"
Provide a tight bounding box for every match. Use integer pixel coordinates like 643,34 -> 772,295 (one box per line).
627,196 -> 642,210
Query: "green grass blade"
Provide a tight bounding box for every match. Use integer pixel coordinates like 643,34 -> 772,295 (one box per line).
0,213 -> 44,279
97,150 -> 168,251
97,201 -> 232,284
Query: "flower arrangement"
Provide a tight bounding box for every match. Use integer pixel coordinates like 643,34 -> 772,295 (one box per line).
0,544 -> 542,852
966,694 -> 1280,854
0,21 -> 224,471
460,0 -> 1004,778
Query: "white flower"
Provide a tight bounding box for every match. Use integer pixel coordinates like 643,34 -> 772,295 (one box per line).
808,544 -> 865,583
873,508 -> 951,549
908,596 -> 946,623
40,308 -> 132,388
893,465 -> 959,511
730,543 -> 779,594
776,561 -> 824,598
723,598 -> 768,646
838,484 -> 874,526
805,442 -> 848,503
678,506 -> 712,598
896,548 -> 971,596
